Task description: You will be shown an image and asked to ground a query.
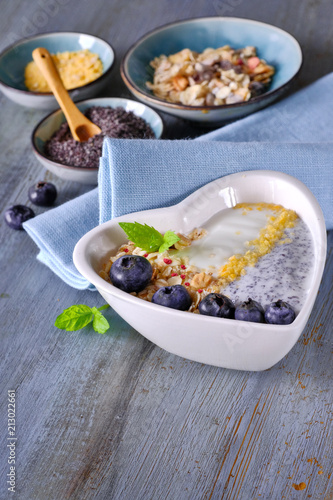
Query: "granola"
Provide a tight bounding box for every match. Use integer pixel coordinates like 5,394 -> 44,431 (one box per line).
146,45 -> 275,106
99,227 -> 219,313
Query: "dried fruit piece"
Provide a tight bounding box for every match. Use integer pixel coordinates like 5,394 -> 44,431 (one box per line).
247,56 -> 260,70
172,75 -> 189,91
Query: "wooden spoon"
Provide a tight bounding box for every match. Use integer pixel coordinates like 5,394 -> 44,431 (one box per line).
32,47 -> 101,142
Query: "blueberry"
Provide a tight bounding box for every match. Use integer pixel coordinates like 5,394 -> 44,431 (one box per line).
110,255 -> 152,293
235,298 -> 265,323
28,181 -> 57,206
198,293 -> 235,319
265,300 -> 296,325
4,205 -> 35,230
152,285 -> 192,311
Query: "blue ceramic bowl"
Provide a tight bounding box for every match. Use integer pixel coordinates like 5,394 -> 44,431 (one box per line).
0,32 -> 115,109
121,17 -> 302,124
32,97 -> 164,185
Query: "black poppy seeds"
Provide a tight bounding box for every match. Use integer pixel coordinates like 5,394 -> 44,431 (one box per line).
44,106 -> 155,168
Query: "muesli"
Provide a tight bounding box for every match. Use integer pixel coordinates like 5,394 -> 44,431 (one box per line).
146,46 -> 275,106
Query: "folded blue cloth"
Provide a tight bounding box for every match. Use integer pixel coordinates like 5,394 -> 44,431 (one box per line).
24,73 -> 333,290
99,140 -> 332,224
24,189 -> 99,289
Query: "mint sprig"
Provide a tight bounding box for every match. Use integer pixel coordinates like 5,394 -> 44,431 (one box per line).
55,304 -> 110,334
119,222 -> 180,253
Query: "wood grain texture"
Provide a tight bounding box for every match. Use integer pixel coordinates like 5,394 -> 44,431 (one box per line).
0,1 -> 332,499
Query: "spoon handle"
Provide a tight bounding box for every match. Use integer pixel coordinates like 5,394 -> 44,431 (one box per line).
32,47 -> 98,141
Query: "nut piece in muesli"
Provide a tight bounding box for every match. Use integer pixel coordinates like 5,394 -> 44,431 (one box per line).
146,46 -> 275,106
100,202 -> 314,322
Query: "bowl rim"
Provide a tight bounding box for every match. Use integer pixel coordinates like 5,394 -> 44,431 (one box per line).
121,16 -> 303,112
0,30 -> 115,96
31,96 -> 164,172
73,170 -> 327,332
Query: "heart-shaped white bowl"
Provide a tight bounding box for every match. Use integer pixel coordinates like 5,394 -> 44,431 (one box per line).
73,171 -> 326,371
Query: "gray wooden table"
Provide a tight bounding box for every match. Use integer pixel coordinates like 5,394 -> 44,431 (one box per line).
0,1 -> 332,499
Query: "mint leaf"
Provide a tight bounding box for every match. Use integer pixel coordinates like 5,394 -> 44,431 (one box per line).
119,223 -> 180,253
159,230 -> 180,253
55,304 -> 93,331
91,307 -> 110,334
119,222 -> 163,252
55,304 -> 111,333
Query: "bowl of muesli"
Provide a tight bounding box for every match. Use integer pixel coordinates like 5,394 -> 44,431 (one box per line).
121,17 -> 302,123
73,171 -> 326,371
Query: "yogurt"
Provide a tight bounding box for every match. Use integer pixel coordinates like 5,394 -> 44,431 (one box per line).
177,206 -> 273,271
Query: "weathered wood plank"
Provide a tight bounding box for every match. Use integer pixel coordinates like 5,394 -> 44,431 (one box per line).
0,1 -> 332,499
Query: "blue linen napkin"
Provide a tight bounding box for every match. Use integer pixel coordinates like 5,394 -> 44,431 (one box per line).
23,73 -> 333,290
99,140 -> 332,225
23,189 -> 99,289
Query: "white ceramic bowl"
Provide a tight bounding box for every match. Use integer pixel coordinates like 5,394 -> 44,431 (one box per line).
73,171 -> 326,370
32,97 -> 164,185
0,32 -> 115,109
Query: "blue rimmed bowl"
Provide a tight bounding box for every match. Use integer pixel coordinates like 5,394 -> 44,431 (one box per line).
121,17 -> 302,124
32,97 -> 164,185
0,32 -> 115,109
